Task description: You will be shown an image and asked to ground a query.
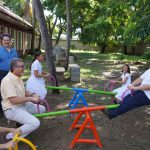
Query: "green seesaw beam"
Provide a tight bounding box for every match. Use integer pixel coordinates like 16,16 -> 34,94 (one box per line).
46,86 -> 116,95
34,104 -> 119,118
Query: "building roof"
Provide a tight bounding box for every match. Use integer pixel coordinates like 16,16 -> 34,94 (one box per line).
0,4 -> 33,32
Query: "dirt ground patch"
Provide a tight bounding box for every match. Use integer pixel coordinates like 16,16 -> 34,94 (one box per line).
0,61 -> 150,150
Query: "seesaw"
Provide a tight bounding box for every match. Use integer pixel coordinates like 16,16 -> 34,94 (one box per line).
34,104 -> 119,149
46,86 -> 116,109
8,134 -> 36,150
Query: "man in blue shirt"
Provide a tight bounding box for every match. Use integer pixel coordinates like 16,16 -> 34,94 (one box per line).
0,34 -> 18,116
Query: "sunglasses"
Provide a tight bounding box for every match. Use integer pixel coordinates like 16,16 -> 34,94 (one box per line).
15,65 -> 25,68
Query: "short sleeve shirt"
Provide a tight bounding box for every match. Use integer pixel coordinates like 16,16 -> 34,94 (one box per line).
31,59 -> 42,76
0,46 -> 18,71
140,69 -> 150,100
1,72 -> 25,110
121,73 -> 131,87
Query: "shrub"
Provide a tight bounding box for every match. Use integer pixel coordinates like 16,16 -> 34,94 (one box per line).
143,50 -> 150,59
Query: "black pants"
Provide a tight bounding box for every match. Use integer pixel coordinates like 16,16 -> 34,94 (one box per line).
109,90 -> 150,118
0,70 -> 9,113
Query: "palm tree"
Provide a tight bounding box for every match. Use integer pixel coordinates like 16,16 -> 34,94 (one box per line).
32,0 -> 59,89
24,0 -> 32,22
65,0 -> 72,70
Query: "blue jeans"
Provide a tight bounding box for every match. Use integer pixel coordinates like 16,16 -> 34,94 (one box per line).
108,90 -> 150,118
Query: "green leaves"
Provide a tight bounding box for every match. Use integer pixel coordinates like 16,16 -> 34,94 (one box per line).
4,0 -> 150,54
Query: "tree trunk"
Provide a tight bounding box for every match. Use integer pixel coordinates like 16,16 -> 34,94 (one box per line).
31,4 -> 35,54
131,46 -> 135,55
24,0 -> 31,22
47,16 -> 57,45
55,19 -> 63,46
32,0 -> 59,93
123,45 -> 127,55
100,44 -> 106,54
38,33 -> 41,50
55,27 -> 62,46
65,0 -> 72,71
48,19 -> 51,38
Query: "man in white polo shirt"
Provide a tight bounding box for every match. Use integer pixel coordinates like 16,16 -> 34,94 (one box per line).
102,68 -> 150,119
1,58 -> 46,139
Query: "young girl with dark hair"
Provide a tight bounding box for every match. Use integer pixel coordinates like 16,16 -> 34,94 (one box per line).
26,51 -> 50,100
112,64 -> 131,103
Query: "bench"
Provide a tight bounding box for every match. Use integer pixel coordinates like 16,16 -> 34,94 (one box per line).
69,64 -> 80,82
56,67 -> 65,81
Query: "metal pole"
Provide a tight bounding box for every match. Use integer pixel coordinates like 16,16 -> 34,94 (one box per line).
34,104 -> 119,118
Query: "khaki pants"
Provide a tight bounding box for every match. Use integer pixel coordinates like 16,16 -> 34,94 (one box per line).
4,102 -> 45,138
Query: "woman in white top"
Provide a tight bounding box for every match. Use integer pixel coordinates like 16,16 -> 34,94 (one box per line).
112,64 -> 131,103
26,51 -> 49,100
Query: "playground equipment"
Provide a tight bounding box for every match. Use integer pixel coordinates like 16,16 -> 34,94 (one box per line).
8,134 -> 36,150
104,80 -> 116,92
34,104 -> 119,149
36,99 -> 51,113
104,81 -> 134,103
47,86 -> 116,109
47,74 -> 56,86
36,74 -> 56,113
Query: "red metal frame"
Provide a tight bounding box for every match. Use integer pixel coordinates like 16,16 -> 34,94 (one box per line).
69,108 -> 103,149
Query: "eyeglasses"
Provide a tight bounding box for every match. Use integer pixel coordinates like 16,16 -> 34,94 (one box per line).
15,65 -> 25,68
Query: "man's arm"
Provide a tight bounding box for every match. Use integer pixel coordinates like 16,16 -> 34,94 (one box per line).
8,96 -> 39,105
131,78 -> 143,86
128,78 -> 142,90
128,77 -> 150,90
25,91 -> 34,97
131,84 -> 150,91
25,91 -> 40,100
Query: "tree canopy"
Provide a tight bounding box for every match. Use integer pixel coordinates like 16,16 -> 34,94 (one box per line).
3,0 -> 150,54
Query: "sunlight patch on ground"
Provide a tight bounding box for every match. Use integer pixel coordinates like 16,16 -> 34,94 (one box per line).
131,66 -> 138,70
88,58 -> 99,61
57,102 -> 69,109
88,103 -> 96,106
102,71 -> 112,77
145,121 -> 150,126
81,68 -> 91,74
71,50 -> 98,54
99,97 -> 111,101
144,117 -> 150,126
43,116 -> 56,119
145,107 -> 150,115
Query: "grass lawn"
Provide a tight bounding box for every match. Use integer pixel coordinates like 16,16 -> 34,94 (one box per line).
22,50 -> 149,85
